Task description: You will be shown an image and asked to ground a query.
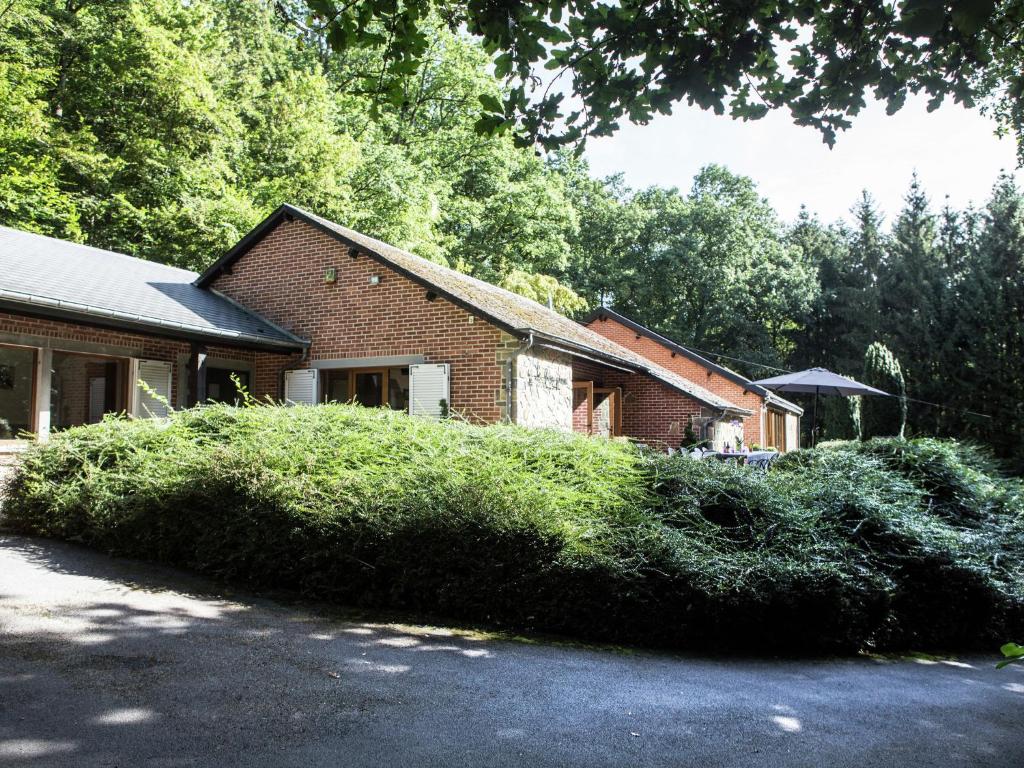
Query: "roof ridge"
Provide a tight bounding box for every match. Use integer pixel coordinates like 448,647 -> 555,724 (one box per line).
284,204 -> 562,316
586,307 -> 763,388
0,225 -> 303,350
196,205 -> 775,409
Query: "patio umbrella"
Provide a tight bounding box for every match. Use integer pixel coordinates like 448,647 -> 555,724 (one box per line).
752,367 -> 889,447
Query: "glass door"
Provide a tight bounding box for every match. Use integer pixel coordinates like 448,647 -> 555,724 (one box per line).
352,370 -> 385,407
322,367 -> 411,411
0,344 -> 36,440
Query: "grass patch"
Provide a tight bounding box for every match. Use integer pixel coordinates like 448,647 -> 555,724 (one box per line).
3,404 -> 1022,653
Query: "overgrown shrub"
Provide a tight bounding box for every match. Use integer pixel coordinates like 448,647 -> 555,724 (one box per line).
3,406 -> 1022,653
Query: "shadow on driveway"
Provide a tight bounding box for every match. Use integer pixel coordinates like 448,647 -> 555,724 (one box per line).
1,534 -> 1022,768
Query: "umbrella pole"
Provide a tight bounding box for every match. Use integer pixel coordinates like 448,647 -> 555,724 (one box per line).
811,387 -> 819,448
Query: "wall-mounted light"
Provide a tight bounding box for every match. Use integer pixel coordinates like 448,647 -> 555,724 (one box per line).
324,267 -> 337,283
368,275 -> 381,285
425,290 -> 438,302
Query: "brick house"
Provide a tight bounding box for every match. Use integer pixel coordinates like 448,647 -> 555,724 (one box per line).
584,308 -> 802,451
1,204 -> 764,453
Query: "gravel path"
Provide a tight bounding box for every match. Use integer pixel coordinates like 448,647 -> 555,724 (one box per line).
1,534 -> 1021,767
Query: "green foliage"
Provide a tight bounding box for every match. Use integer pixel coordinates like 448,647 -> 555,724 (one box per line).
300,0 -> 1024,160
998,642 -> 1024,668
862,342 -> 908,439
838,438 -> 1022,523
790,176 -> 1024,470
821,395 -> 861,441
498,270 -> 588,316
560,164 -> 816,370
0,0 -> 577,278
4,408 -> 1022,652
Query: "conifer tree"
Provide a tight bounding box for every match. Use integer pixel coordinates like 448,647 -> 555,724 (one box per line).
861,342 -> 907,439
877,177 -> 945,432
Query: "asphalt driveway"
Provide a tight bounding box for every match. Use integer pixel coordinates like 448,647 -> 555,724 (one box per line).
0,534 -> 1021,767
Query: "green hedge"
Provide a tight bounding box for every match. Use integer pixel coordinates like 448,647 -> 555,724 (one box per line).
3,405 -> 1022,653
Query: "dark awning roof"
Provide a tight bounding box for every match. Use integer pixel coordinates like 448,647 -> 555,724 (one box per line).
0,226 -> 306,351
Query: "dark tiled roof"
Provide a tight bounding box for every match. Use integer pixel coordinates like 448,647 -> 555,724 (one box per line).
198,205 -> 746,413
585,308 -> 804,416
0,226 -> 305,350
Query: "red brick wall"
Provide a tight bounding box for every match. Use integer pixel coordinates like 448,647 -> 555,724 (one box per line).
209,219 -> 508,423
585,315 -> 765,445
0,311 -> 258,410
571,359 -> 706,448
571,385 -> 590,433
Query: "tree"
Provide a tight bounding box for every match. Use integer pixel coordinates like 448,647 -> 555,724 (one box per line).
876,177 -> 948,431
861,342 -> 908,439
552,153 -> 639,309
787,207 -> 858,373
961,175 -> 1024,465
498,270 -> 587,316
607,166 -> 816,371
821,396 -> 861,442
1,1 -> 582,277
299,0 -> 1024,159
0,0 -> 79,238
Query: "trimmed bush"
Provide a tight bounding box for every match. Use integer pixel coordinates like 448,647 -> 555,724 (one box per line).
861,342 -> 907,438
3,405 -> 1022,653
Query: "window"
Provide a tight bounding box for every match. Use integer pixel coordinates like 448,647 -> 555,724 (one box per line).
0,344 -> 35,440
51,351 -> 128,431
388,367 -> 409,411
206,367 -> 250,405
322,367 -> 410,412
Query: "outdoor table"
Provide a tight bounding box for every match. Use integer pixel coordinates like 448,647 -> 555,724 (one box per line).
707,452 -> 746,465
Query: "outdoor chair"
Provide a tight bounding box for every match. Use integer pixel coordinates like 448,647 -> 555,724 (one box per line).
745,451 -> 780,472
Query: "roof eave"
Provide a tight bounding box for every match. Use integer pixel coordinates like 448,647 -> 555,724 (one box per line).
585,307 -> 771,396
766,393 -> 804,416
0,297 -> 307,353
645,371 -> 753,414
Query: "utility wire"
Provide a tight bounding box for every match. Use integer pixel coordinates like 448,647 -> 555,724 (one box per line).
683,345 -> 995,421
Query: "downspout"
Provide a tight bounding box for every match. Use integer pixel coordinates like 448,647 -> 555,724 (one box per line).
505,331 -> 534,424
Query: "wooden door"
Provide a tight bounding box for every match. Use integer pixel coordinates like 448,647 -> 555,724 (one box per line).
593,387 -> 622,437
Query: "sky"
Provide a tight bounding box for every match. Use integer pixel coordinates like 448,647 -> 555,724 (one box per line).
584,94 -> 1019,227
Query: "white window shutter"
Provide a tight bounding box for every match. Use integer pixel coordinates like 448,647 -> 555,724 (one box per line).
284,368 -> 318,405
409,364 -> 450,419
133,359 -> 173,418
